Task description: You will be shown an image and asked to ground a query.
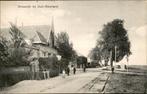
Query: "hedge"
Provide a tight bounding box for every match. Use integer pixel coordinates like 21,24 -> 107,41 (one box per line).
0,71 -> 44,88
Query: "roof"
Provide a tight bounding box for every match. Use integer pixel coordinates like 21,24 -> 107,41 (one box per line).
36,31 -> 48,44
33,43 -> 58,54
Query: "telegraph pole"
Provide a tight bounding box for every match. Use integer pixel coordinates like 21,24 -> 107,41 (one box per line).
126,55 -> 129,73
115,45 -> 117,63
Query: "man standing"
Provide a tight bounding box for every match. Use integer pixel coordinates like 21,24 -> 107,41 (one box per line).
66,67 -> 70,76
62,70 -> 66,78
30,58 -> 40,80
83,65 -> 86,72
34,58 -> 40,80
111,66 -> 114,74
30,58 -> 35,80
73,66 -> 76,74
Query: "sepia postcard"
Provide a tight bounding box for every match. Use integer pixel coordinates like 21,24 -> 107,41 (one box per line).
0,0 -> 147,93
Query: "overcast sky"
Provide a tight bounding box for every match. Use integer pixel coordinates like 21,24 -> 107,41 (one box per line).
0,1 -> 147,65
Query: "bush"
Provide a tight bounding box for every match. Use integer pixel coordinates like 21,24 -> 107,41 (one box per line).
0,71 -> 45,88
49,68 -> 59,77
0,72 -> 30,87
39,57 -> 50,71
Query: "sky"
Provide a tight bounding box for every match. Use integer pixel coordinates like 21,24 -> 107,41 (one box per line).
0,1 -> 147,65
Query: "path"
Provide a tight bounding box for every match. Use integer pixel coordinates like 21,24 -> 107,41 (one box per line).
0,68 -> 109,93
1,66 -> 145,93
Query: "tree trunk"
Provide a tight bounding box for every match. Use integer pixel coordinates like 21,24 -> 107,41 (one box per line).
110,50 -> 114,73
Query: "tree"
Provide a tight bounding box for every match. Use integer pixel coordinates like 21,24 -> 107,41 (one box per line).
55,32 -> 75,61
88,46 -> 103,66
88,46 -> 101,62
77,56 -> 87,68
9,23 -> 26,48
0,32 -> 9,67
55,32 -> 75,70
97,19 -> 131,69
8,23 -> 32,66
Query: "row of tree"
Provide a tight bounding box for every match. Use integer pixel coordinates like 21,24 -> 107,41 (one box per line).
89,19 -> 131,67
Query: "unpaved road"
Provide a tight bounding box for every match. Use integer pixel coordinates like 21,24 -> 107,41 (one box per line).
1,66 -> 146,93
0,69 -> 109,93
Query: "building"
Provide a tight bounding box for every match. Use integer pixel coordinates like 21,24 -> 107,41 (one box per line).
25,19 -> 58,59
31,31 -> 57,58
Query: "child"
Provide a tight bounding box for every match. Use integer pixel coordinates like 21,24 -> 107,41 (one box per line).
62,70 -> 66,78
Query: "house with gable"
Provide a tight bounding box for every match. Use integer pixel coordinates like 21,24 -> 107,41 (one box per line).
26,19 -> 58,59
23,19 -> 60,71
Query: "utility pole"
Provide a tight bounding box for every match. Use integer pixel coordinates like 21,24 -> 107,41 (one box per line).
126,55 -> 129,73
115,45 -> 117,63
110,50 -> 112,66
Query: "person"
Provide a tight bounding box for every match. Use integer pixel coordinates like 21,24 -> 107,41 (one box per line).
111,66 -> 114,73
30,58 -> 40,80
34,58 -> 40,80
124,65 -> 127,69
43,70 -> 46,79
62,70 -> 66,78
73,67 -> 76,74
83,65 -> 86,72
30,58 -> 35,80
66,67 -> 70,76
43,69 -> 49,79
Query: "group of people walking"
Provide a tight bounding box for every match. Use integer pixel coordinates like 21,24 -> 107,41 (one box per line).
62,66 -> 76,78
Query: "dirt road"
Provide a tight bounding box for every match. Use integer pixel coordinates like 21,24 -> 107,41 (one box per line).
1,65 -> 146,93
0,69 -> 109,93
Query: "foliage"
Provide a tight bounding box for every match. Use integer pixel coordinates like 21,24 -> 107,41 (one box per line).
49,68 -> 59,77
0,71 -> 45,87
0,33 -> 9,67
39,58 -> 50,70
97,19 -> 131,66
55,32 -> 77,72
9,23 -> 26,48
49,54 -> 58,69
39,55 -> 59,76
88,46 -> 101,61
88,46 -> 104,66
76,56 -> 87,68
55,32 -> 75,61
8,47 -> 32,66
7,23 -> 32,66
59,58 -> 69,70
